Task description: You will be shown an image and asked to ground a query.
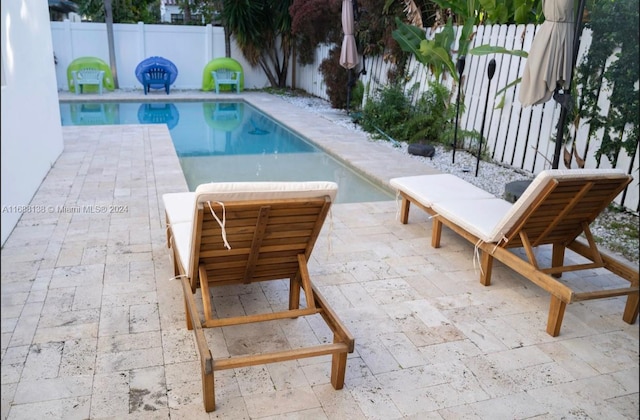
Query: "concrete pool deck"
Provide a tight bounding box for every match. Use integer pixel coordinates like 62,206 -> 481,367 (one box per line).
1,90 -> 638,419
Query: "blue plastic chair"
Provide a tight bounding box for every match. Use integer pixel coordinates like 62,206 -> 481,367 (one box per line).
135,56 -> 178,94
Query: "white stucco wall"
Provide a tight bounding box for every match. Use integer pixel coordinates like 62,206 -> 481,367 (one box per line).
1,1 -> 64,245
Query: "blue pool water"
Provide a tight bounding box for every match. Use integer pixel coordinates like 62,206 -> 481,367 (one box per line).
58,101 -> 392,203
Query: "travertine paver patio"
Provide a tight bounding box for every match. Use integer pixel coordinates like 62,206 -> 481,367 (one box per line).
1,92 -> 638,419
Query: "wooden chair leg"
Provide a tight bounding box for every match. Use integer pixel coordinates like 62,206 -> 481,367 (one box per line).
431,218 -> 443,248
546,295 -> 567,337
480,250 -> 493,286
169,242 -> 179,277
289,277 -> 301,310
202,366 -> 215,412
551,243 -> 565,278
399,197 -> 410,224
330,338 -> 347,389
184,296 -> 193,330
622,292 -> 639,324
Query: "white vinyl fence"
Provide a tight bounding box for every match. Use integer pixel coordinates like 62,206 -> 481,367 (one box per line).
50,21 -> 638,212
50,20 -> 272,91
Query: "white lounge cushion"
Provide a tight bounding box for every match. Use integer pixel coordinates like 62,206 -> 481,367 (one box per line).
432,198 -> 513,242
432,169 -> 628,243
194,181 -> 338,203
171,221 -> 193,277
163,181 -> 338,226
162,192 -> 196,225
390,174 -> 495,208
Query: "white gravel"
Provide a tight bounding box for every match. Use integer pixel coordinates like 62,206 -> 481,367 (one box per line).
279,92 -> 533,196
278,92 -> 639,264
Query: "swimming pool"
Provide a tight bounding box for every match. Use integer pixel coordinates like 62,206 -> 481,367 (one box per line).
58,101 -> 393,204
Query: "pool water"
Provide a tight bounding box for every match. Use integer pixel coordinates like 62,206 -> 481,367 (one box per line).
58,101 -> 393,204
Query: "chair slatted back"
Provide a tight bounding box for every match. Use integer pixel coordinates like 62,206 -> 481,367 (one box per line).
190,197 -> 331,288
215,68 -> 236,80
503,174 -> 632,248
77,68 -> 102,79
144,67 -> 168,82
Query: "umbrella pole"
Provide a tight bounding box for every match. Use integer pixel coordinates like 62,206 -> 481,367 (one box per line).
551,0 -> 587,169
347,69 -> 353,115
452,56 -> 466,164
476,59 -> 496,177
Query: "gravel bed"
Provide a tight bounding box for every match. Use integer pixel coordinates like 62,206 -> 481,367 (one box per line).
277,91 -> 639,264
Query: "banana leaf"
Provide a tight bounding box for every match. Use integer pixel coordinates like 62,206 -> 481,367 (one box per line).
392,18 -> 428,64
393,18 -> 458,82
469,44 -> 529,58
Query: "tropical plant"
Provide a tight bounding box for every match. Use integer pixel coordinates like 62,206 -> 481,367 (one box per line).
360,82 -> 413,141
175,0 -> 224,25
399,80 -> 458,144
392,0 -> 541,85
310,0 -> 416,109
392,17 -> 474,83
359,79 -> 479,147
221,0 -> 292,88
75,0 -> 160,23
319,47 -> 352,108
570,0 -> 639,167
350,79 -> 365,112
433,0 -> 543,25
290,0 -> 342,65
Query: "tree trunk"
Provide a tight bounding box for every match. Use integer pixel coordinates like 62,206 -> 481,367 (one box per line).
224,26 -> 231,57
184,3 -> 192,24
104,0 -> 118,88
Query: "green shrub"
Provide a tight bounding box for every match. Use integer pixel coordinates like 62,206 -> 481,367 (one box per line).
360,83 -> 412,141
359,79 -> 479,148
350,80 -> 365,112
401,81 -> 455,144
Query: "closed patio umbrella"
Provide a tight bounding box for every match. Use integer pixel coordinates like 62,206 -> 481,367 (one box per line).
340,0 -> 359,70
340,0 -> 359,113
519,0 -> 574,107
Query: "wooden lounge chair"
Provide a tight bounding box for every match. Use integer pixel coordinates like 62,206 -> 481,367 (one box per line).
391,169 -> 639,337
162,181 -> 354,412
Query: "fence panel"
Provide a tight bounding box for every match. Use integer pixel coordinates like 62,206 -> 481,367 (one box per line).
51,21 -> 270,90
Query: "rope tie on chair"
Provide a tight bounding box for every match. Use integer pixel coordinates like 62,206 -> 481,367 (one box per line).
327,208 -> 334,255
207,201 -> 232,250
169,274 -> 188,281
472,236 -> 508,275
473,239 -> 484,276
492,235 -> 508,254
